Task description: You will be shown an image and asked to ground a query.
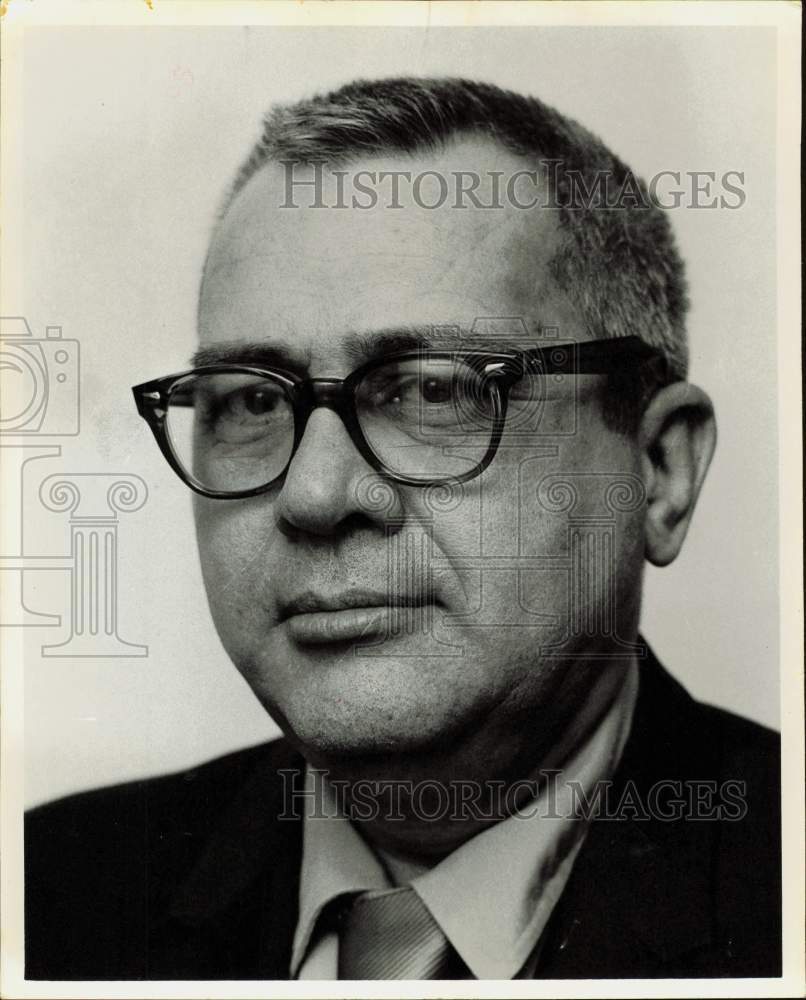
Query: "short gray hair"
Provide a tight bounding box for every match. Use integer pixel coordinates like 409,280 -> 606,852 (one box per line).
225,77 -> 688,428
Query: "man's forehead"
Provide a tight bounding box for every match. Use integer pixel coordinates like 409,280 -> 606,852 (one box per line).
206,136 -> 560,266
198,136 -> 587,361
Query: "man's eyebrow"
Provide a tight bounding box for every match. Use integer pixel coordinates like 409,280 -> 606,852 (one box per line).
342,326 -> 512,363
190,340 -> 310,373
342,328 -> 431,365
190,326 -> 524,373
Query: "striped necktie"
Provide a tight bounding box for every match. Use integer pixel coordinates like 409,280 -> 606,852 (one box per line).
337,886 -> 464,980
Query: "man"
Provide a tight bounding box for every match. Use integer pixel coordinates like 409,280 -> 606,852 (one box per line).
25,77 -> 780,980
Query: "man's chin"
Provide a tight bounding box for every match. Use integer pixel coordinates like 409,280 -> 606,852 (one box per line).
276,700 -> 469,764
237,633 -> 476,756
258,674 -> 478,766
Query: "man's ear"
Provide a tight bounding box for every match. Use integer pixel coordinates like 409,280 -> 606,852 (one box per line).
639,382 -> 717,567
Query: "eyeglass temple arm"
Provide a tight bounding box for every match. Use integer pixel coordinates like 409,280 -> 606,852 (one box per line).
132,384 -> 194,421
518,336 -> 669,377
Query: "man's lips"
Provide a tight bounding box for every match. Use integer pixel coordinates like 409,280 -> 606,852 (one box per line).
279,589 -> 433,645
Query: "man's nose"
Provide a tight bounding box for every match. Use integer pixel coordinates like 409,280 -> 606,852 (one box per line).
275,406 -> 399,535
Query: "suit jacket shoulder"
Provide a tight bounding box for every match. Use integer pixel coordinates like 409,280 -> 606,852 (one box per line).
25,739 -> 306,979
539,654 -> 781,978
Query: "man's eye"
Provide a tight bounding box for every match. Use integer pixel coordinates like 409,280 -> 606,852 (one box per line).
201,382 -> 287,426
224,386 -> 282,419
191,377 -> 292,446
420,376 -> 453,405
371,375 -> 454,410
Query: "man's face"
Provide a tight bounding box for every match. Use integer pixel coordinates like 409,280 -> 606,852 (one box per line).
195,137 -> 646,769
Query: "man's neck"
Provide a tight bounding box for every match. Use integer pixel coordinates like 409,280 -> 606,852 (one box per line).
306,656 -> 638,865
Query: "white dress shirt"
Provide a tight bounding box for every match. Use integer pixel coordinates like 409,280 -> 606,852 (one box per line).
291,661 -> 638,980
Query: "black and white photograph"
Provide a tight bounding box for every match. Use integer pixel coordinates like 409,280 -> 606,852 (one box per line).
1,2 -> 802,996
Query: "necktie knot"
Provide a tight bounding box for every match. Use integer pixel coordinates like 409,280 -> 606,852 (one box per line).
337,886 -> 463,980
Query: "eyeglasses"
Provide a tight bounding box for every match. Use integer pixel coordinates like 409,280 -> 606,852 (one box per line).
132,336 -> 668,499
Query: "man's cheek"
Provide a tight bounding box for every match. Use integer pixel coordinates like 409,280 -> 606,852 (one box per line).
195,515 -> 273,634
196,502 -> 275,581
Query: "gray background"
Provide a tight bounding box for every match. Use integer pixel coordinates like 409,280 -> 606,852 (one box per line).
19,25 -> 778,807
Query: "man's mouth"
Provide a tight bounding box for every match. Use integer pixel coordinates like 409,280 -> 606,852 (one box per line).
279,588 -> 432,646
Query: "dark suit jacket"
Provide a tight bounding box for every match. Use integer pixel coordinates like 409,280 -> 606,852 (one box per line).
25,649 -> 782,980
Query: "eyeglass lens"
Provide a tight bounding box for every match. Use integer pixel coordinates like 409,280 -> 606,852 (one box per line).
163,358 -> 506,493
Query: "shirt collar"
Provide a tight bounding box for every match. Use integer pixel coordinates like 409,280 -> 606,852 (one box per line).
411,661 -> 638,978
291,662 -> 638,979
290,771 -> 392,974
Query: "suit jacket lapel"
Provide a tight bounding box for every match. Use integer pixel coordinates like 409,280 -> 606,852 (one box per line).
539,648 -> 720,977
155,746 -> 306,979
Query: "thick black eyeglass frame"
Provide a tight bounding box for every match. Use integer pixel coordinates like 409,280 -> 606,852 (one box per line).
132,336 -> 669,500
